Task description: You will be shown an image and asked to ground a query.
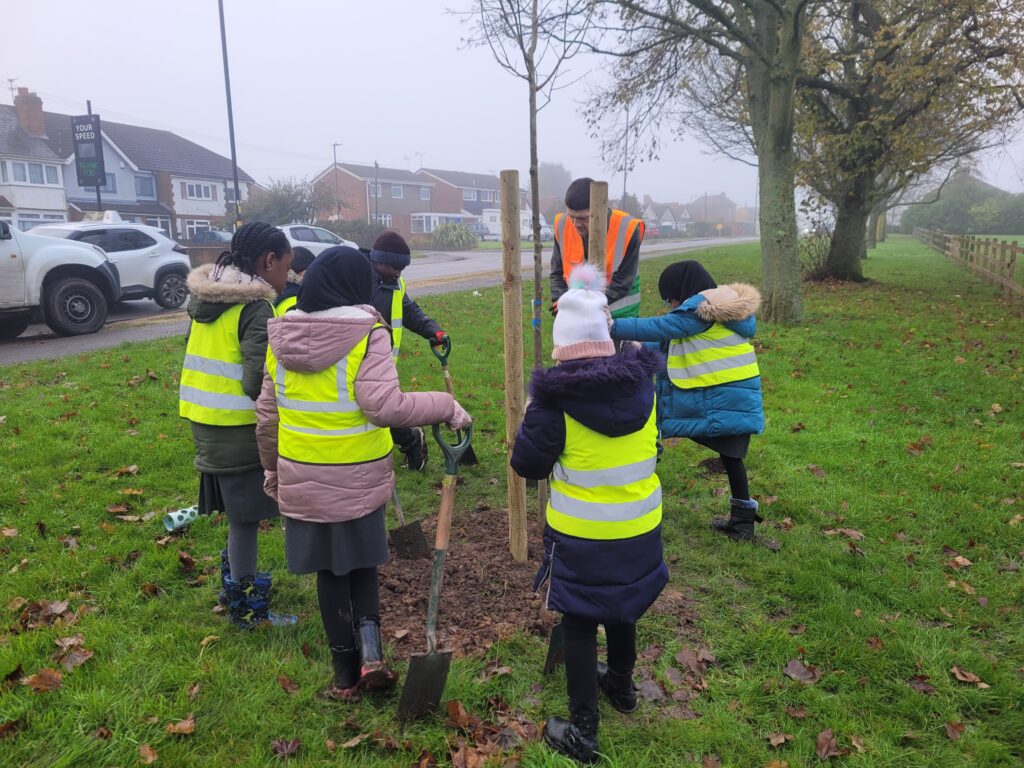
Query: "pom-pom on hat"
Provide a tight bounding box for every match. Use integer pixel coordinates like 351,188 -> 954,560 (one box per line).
552,264 -> 616,361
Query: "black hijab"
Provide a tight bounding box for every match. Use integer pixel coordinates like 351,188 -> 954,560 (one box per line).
658,260 -> 717,302
296,246 -> 373,312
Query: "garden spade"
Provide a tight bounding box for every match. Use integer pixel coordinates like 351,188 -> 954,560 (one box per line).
389,487 -> 431,559
431,337 -> 478,466
397,422 -> 473,722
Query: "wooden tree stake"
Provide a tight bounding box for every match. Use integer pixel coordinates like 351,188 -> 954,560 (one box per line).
588,181 -> 609,270
501,170 -> 528,563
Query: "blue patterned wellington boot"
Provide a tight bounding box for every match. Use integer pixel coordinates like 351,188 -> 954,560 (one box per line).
252,572 -> 298,627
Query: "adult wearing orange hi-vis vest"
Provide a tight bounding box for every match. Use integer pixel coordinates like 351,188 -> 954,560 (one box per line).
551,177 -> 645,320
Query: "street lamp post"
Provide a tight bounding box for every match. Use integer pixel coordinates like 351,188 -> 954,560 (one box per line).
332,143 -> 342,220
374,161 -> 379,224
217,0 -> 242,230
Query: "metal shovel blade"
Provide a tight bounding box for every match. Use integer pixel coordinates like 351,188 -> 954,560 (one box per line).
397,646 -> 453,722
543,621 -> 566,674
389,488 -> 431,559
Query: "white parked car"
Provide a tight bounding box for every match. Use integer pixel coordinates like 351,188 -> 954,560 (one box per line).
32,222 -> 191,309
278,224 -> 357,256
0,221 -> 121,339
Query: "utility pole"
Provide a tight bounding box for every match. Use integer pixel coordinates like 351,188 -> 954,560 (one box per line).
374,161 -> 379,224
332,143 -> 342,220
622,106 -> 629,205
218,0 -> 242,231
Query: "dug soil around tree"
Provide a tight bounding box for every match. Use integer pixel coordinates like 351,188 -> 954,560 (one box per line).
379,501 -> 702,659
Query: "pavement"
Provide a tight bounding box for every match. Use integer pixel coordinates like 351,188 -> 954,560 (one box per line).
0,236 -> 756,365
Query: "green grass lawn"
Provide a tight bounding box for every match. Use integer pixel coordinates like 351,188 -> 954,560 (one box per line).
2,236 -> 1023,767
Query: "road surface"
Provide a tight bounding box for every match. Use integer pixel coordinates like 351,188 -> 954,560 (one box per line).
0,236 -> 756,365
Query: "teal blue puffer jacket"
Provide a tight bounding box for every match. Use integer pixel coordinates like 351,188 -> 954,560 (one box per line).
611,283 -> 765,439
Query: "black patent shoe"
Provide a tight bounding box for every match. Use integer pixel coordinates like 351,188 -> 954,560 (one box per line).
543,716 -> 599,764
597,661 -> 637,713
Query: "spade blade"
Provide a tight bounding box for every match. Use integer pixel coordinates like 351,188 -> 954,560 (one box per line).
396,648 -> 452,722
543,621 -> 566,674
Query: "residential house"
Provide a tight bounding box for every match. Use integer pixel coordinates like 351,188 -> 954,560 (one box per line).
416,169 -> 501,217
0,88 -> 254,237
687,192 -> 738,230
312,163 -> 443,237
641,196 -> 691,234
0,90 -> 70,230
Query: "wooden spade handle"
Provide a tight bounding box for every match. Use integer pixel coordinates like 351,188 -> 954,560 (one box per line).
435,474 -> 457,551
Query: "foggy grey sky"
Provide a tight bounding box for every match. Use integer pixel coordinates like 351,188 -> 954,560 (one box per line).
7,0 -> 1023,205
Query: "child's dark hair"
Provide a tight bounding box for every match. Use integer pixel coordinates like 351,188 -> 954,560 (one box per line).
215,222 -> 290,276
565,177 -> 594,210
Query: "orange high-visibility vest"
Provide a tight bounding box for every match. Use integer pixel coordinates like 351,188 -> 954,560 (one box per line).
554,209 -> 644,283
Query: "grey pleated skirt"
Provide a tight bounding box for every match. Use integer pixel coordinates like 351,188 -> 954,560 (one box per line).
198,469 -> 280,523
284,505 -> 390,576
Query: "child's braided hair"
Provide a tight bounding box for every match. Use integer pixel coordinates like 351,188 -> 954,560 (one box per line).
214,222 -> 290,278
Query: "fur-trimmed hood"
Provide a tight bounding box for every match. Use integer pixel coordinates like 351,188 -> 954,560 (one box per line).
693,282 -> 761,323
285,269 -> 303,286
529,345 -> 661,437
186,263 -> 277,305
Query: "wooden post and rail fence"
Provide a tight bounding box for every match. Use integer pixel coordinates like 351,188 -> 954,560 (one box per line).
914,228 -> 1022,302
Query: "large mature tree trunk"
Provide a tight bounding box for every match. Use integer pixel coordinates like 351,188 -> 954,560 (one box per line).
747,4 -> 804,323
825,199 -> 870,280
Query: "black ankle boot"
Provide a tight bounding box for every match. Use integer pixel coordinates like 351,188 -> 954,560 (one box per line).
324,645 -> 359,701
711,497 -> 763,541
355,618 -> 397,691
543,711 -> 599,764
597,661 -> 637,713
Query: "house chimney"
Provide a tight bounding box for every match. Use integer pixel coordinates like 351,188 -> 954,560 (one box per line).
14,87 -> 45,137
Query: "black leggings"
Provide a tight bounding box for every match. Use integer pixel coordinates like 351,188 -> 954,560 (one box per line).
316,568 -> 380,650
721,455 -> 749,500
563,613 -> 637,718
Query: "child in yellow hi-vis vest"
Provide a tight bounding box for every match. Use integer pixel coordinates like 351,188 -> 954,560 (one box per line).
611,260 -> 766,540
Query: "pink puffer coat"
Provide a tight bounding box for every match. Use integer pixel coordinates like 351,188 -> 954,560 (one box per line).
255,305 -> 455,523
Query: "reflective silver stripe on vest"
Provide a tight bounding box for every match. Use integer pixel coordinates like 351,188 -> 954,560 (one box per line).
392,318 -> 403,328
608,292 -> 641,311
553,456 -> 656,488
282,422 -> 380,437
182,354 -> 243,380
179,385 -> 255,411
668,332 -> 749,357
274,356 -> 358,413
549,486 -> 662,522
668,351 -> 758,380
611,215 -> 635,270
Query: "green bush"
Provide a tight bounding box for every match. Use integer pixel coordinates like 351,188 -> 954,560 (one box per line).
430,222 -> 478,250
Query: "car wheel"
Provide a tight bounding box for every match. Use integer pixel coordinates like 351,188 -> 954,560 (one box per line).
154,271 -> 189,309
0,316 -> 30,340
44,277 -> 109,336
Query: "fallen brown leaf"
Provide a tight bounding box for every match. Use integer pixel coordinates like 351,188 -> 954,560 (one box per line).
951,666 -> 988,687
945,721 -> 965,741
25,668 -> 62,692
270,738 -> 300,758
866,636 -> 884,651
807,464 -> 827,477
1,527 -> 16,538
277,675 -> 299,695
784,705 -> 807,719
946,555 -> 973,570
676,648 -> 707,676
187,682 -> 201,699
116,465 -> 140,476
767,732 -> 793,748
702,755 -> 721,768
908,675 -> 936,695
783,658 -> 820,684
165,714 -> 196,736
851,734 -> 866,753
823,528 -> 864,540
637,678 -> 667,702
139,743 -> 158,764
816,729 -> 841,760
341,733 -> 370,749
0,720 -> 21,741
91,725 -> 112,740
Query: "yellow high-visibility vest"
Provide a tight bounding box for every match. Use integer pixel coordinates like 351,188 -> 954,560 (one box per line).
265,325 -> 393,465
547,404 -> 662,540
390,277 -> 406,359
667,322 -> 760,389
276,295 -> 297,315
179,304 -> 258,426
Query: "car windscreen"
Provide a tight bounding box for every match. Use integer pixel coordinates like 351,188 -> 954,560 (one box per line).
32,227 -> 73,239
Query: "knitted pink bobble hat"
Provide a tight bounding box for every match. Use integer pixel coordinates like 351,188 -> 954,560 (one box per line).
551,264 -> 616,361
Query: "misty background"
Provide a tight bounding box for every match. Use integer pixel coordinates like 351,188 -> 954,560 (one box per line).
7,0 -> 1023,206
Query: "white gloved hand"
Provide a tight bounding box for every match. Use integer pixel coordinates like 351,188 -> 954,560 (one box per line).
447,400 -> 472,431
263,470 -> 279,501
603,304 -> 614,332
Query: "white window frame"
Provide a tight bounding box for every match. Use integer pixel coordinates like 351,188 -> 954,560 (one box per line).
480,190 -> 492,202
370,182 -> 382,198
186,182 -> 213,200
0,161 -> 6,183
225,186 -> 238,203
420,186 -> 430,201
391,184 -> 403,199
185,219 -> 212,238
371,213 -> 392,227
100,173 -> 117,193
462,188 -> 477,201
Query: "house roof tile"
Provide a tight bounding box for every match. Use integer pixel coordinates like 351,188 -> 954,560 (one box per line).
0,106 -> 63,163
419,168 -> 501,190
336,163 -> 426,185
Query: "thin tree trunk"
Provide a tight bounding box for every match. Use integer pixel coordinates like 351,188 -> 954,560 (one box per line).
528,75 -> 543,371
877,210 -> 887,242
825,200 -> 870,280
867,207 -> 879,250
